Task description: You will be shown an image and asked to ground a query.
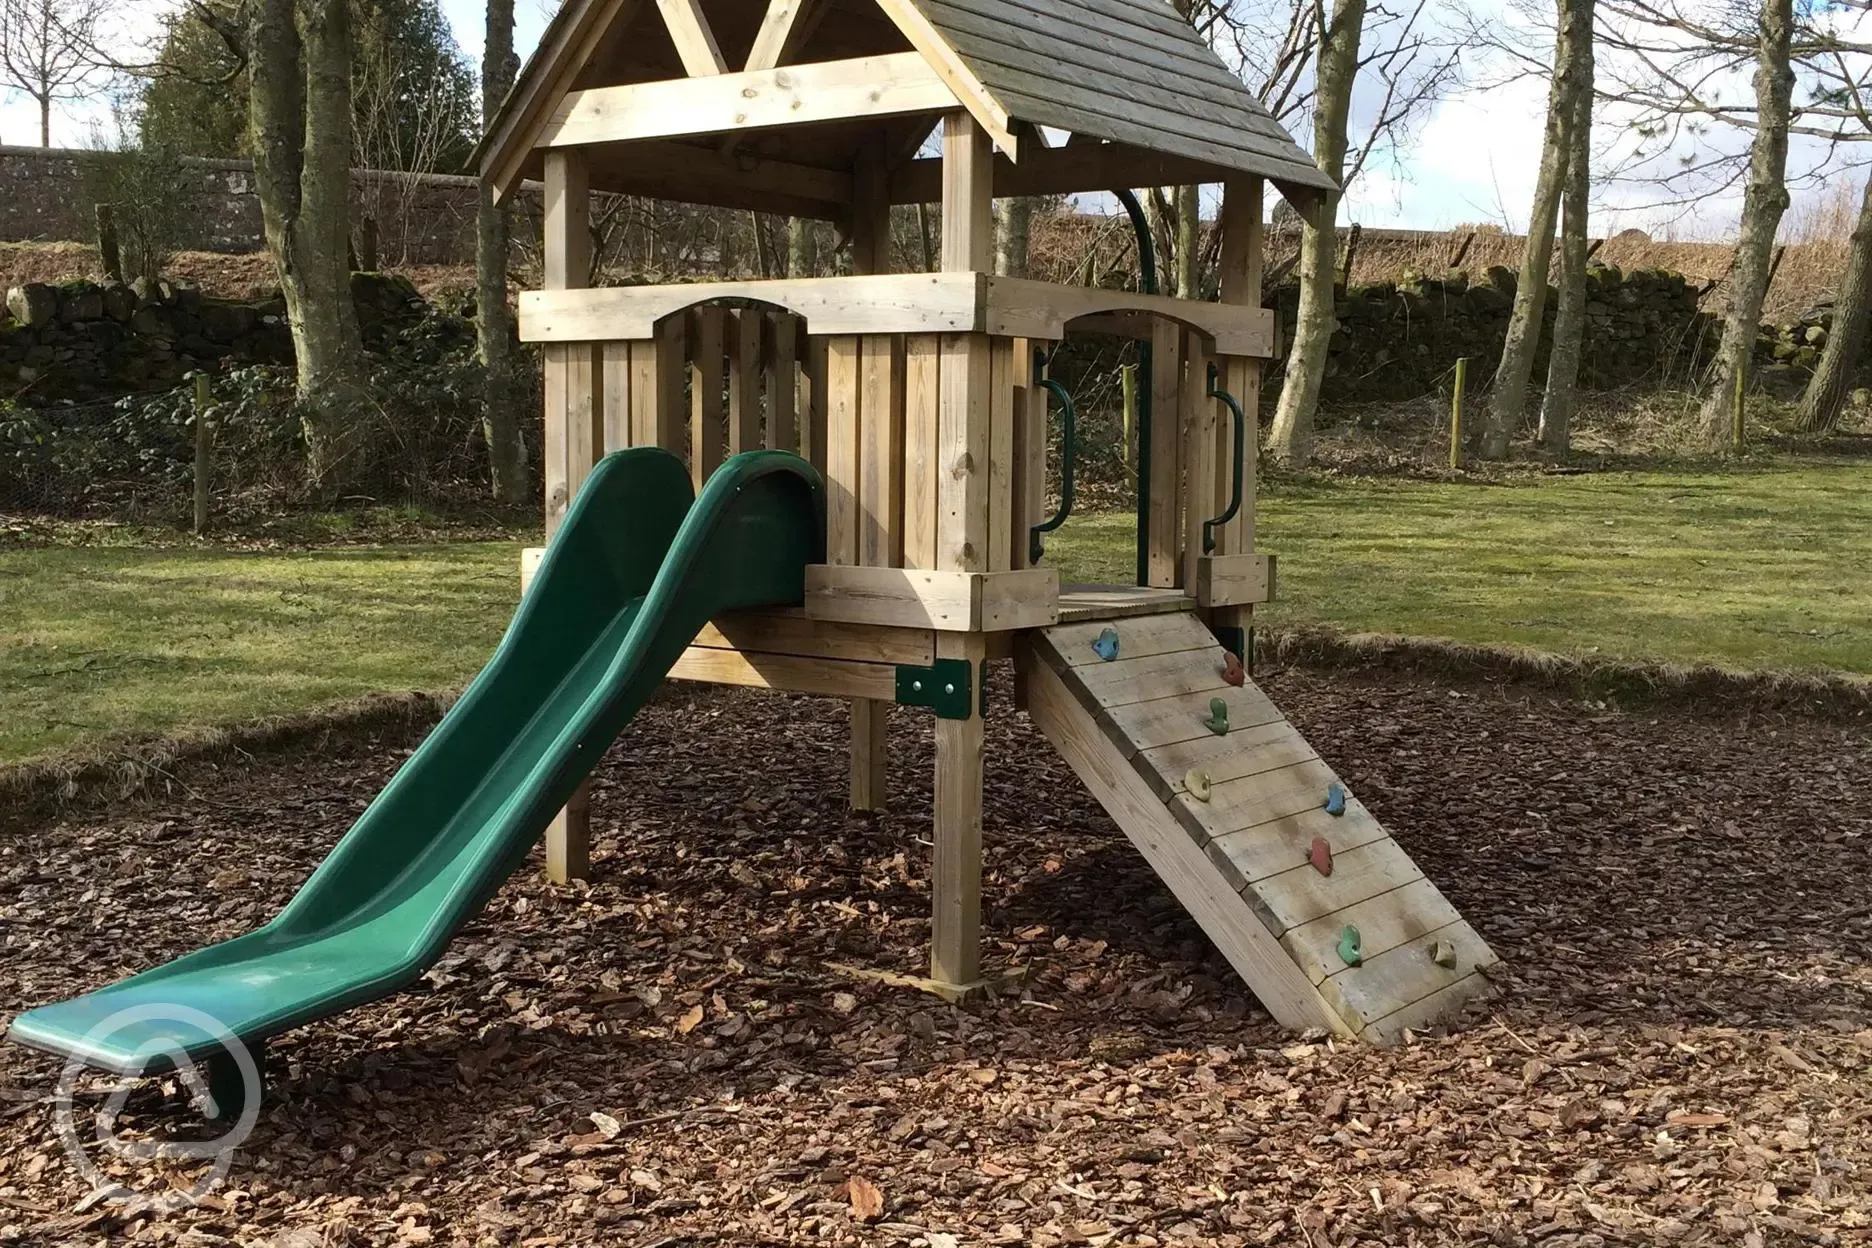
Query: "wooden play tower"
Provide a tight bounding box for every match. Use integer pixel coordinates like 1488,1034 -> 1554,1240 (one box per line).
481,0 -> 1498,1042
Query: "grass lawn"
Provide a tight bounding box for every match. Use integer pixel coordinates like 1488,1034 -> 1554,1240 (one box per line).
3,458 -> 1867,768
0,542 -> 523,766
1048,459 -> 1872,674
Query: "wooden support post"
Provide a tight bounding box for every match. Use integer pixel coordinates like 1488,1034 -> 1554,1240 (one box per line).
931,631 -> 986,985
542,148 -> 596,883
1212,175 -> 1266,653
927,110 -> 995,986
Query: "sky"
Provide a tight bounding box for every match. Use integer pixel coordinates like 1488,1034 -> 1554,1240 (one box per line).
3,0 -> 1862,237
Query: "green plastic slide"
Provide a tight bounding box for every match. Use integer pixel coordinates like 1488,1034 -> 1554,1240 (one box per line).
7,448 -> 824,1086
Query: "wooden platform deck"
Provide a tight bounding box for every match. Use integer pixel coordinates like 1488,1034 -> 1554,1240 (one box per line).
1058,584 -> 1197,623
1018,612 -> 1499,1044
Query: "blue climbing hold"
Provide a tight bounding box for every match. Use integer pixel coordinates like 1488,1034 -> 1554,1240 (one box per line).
1324,782 -> 1346,817
1093,627 -> 1120,662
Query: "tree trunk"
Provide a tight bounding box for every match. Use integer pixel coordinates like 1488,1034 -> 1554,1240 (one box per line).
1537,0 -> 1594,456
249,0 -> 368,492
1174,183 -> 1199,298
38,95 -> 49,146
1483,0 -> 1587,458
1266,0 -> 1365,465
1797,174 -> 1872,433
477,0 -> 527,504
788,217 -> 818,277
1696,0 -> 1793,450
995,197 -> 1033,278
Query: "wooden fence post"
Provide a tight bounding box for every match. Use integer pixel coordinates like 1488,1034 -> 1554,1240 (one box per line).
192,372 -> 212,536
1450,357 -> 1467,471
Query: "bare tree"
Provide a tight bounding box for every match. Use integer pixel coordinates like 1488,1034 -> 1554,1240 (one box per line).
1481,0 -> 1592,458
1538,0 -> 1596,454
1798,172 -> 1872,432
1692,0 -> 1793,449
478,0 -> 527,503
995,196 -> 1034,278
1265,0 -> 1365,465
246,0 -> 370,487
0,0 -> 107,145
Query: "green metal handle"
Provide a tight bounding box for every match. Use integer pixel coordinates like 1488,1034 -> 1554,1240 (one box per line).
1028,353 -> 1078,566
1203,362 -> 1247,556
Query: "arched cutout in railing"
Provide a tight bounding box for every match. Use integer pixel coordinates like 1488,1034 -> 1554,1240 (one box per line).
1203,362 -> 1247,555
1028,350 -> 1078,566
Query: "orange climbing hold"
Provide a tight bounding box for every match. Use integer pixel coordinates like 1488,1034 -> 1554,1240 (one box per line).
1221,652 -> 1246,687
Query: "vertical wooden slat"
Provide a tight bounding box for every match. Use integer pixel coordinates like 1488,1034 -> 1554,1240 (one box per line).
729,308 -> 763,455
766,314 -> 799,452
804,335 -> 829,474
901,334 -> 941,569
603,341 -> 633,453
689,306 -> 726,489
937,334 -> 991,572
1147,317 -> 1182,588
824,335 -> 863,566
655,315 -> 686,451
541,147 -> 593,885
858,336 -> 906,568
1181,330 -> 1215,592
986,336 -> 1015,573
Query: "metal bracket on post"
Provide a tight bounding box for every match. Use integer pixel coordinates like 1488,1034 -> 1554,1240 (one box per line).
896,659 -> 976,720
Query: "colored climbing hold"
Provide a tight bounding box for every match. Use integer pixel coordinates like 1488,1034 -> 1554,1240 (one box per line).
1338,925 -> 1364,967
1201,697 -> 1230,736
1309,836 -> 1334,877
1186,769 -> 1214,802
1093,627 -> 1121,662
1430,939 -> 1458,970
1221,651 -> 1246,687
1323,781 -> 1347,817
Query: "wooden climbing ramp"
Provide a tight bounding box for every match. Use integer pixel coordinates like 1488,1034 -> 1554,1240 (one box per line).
1017,613 -> 1499,1044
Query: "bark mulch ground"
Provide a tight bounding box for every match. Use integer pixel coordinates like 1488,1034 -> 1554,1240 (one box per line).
1,667 -> 1868,1247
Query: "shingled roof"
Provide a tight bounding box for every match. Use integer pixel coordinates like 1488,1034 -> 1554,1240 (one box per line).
900,0 -> 1332,194
480,0 -> 1334,209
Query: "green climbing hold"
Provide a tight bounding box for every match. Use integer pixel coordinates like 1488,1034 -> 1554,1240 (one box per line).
1093,627 -> 1120,662
1186,769 -> 1213,802
1430,939 -> 1458,970
1201,697 -> 1230,736
1337,925 -> 1363,967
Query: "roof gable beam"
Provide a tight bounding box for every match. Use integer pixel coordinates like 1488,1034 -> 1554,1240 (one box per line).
870,0 -> 1018,158
656,0 -> 729,75
744,0 -> 815,71
539,52 -> 960,149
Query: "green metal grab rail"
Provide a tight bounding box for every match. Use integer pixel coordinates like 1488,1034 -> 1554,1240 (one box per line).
1028,351 -> 1078,565
1203,362 -> 1248,555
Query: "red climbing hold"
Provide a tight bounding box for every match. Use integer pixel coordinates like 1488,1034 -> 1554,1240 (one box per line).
1221,652 -> 1246,687
1309,836 -> 1334,876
